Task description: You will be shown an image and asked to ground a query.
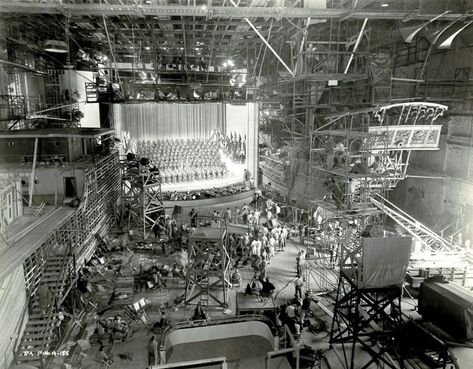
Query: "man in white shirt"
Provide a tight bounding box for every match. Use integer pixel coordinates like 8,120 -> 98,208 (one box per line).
262,234 -> 268,248
248,211 -> 254,230
251,239 -> 259,256
269,236 -> 276,257
244,233 -> 250,248
280,225 -> 288,250
255,239 -> 262,256
225,207 -> 232,223
254,209 -> 261,225
285,304 -> 297,319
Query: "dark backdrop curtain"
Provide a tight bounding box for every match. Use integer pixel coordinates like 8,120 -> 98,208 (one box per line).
112,102 -> 225,140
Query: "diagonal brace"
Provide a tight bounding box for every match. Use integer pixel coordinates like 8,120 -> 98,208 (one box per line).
229,0 -> 295,77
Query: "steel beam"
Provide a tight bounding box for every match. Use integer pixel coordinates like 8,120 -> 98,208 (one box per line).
229,0 -> 294,77
0,3 -> 463,20
343,18 -> 368,74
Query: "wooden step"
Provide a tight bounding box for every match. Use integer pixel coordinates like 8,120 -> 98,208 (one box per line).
46,256 -> 67,263
44,265 -> 64,271
46,259 -> 66,264
29,313 -> 52,320
18,354 -> 43,363
42,271 -> 62,277
27,320 -> 50,327
24,324 -> 52,332
22,331 -> 55,340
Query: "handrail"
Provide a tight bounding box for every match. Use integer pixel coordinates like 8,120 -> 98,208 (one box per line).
38,254 -> 71,368
370,193 -> 455,251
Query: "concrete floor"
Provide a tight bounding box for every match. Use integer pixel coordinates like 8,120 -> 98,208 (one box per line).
77,226 -> 333,369
76,222 -> 473,369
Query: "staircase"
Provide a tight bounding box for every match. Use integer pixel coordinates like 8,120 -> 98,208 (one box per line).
17,302 -> 58,367
17,255 -> 72,367
370,193 -> 459,253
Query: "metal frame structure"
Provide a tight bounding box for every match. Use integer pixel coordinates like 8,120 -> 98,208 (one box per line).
309,102 -> 448,214
121,157 -> 164,240
16,150 -> 121,367
329,220 -> 406,369
185,226 -> 229,308
330,272 -> 404,369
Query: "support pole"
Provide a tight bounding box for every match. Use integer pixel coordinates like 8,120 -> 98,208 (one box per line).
343,18 -> 368,74
28,137 -> 38,207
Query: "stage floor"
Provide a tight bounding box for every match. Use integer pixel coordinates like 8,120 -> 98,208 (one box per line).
161,155 -> 246,192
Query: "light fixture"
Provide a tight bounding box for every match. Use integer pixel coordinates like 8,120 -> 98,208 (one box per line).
381,3 -> 389,7
44,40 -> 69,53
145,46 -> 151,50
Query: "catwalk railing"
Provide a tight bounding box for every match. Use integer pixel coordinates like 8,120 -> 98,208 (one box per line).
370,193 -> 459,254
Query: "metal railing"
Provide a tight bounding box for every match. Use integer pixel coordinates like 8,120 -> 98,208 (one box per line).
159,314 -> 279,365
370,193 -> 459,253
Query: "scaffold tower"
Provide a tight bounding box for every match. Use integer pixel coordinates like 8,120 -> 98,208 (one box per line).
121,156 -> 164,240
185,226 -> 230,308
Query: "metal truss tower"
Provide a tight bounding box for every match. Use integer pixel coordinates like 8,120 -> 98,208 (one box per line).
121,156 -> 164,240
185,226 -> 230,308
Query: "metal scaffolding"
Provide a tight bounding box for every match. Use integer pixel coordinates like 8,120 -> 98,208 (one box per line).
185,226 -> 230,308
121,157 -> 164,240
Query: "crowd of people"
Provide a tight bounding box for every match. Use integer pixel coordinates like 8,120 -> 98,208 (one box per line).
162,182 -> 248,201
136,139 -> 229,183
210,130 -> 246,163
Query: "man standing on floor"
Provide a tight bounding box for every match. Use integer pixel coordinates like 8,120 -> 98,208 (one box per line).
188,208 -> 198,227
294,274 -> 304,299
254,208 -> 261,226
242,203 -> 249,225
235,206 -> 241,224
147,335 -> 158,367
225,207 -> 232,223
280,225 -> 288,250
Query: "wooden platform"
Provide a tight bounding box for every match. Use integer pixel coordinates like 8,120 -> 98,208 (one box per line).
0,207 -> 75,280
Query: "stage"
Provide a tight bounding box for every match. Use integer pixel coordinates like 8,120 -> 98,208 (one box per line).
161,152 -> 247,193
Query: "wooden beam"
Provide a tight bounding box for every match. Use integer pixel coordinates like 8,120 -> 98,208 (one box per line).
28,137 -> 38,207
